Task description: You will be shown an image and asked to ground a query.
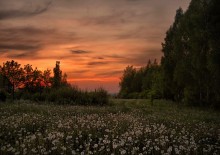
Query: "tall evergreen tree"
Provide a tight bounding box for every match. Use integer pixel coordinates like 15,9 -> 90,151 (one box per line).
119,66 -> 136,98
53,61 -> 62,88
161,8 -> 184,100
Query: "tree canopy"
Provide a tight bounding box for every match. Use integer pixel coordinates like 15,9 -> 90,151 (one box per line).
0,60 -> 68,100
119,0 -> 220,107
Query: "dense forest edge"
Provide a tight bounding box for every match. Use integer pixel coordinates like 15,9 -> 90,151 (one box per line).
119,0 -> 220,108
0,61 -> 108,105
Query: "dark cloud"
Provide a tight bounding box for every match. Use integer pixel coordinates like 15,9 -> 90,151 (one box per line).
6,52 -> 37,59
0,26 -> 80,54
0,1 -> 52,20
70,50 -> 91,54
0,27 -> 54,36
4,51 -> 72,60
0,26 -> 54,44
71,70 -> 90,74
104,54 -> 126,59
121,48 -> 162,66
0,26 -> 80,60
79,11 -> 134,27
92,55 -> 125,60
96,57 -> 104,59
0,44 -> 41,51
95,70 -> 122,77
126,0 -> 143,1
115,26 -> 157,41
87,61 -> 109,66
0,26 -> 53,54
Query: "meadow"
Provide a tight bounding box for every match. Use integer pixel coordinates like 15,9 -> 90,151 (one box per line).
0,99 -> 219,155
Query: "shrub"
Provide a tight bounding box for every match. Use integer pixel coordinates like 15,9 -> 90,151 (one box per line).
32,92 -> 46,102
0,90 -> 7,102
127,92 -> 140,99
21,92 -> 32,100
14,90 -> 24,100
139,90 -> 149,99
90,88 -> 109,106
25,86 -> 110,106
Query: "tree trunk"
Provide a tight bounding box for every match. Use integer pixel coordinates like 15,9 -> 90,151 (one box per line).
206,86 -> 209,104
12,83 -> 15,101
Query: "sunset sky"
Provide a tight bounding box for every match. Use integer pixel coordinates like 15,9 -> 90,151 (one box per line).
0,0 -> 190,93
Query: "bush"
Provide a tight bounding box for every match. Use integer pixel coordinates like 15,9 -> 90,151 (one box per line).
127,92 -> 139,99
90,88 -> 109,106
0,90 -> 7,102
139,90 -> 149,99
20,86 -> 109,106
32,92 -> 46,102
14,91 -> 24,100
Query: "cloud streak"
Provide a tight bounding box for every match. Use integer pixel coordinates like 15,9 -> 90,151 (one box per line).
95,70 -> 122,77
0,1 -> 52,20
0,44 -> 41,51
87,61 -> 109,66
70,50 -> 91,54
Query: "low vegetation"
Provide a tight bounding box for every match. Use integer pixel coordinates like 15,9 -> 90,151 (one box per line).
0,99 -> 219,154
0,60 -> 109,106
22,87 -> 109,106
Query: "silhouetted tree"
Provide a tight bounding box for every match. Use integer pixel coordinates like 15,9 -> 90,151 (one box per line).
119,66 -> 136,98
53,61 -> 62,88
43,69 -> 52,88
0,60 -> 24,100
23,64 -> 34,92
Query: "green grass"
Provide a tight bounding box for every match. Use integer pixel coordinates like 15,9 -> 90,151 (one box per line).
111,99 -> 220,123
0,99 -> 219,154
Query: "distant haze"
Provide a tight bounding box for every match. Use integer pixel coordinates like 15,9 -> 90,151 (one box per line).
0,0 -> 190,93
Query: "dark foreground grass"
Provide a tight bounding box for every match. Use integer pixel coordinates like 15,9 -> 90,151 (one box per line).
0,99 -> 219,154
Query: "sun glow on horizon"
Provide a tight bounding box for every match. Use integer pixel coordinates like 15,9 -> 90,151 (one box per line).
0,0 -> 190,92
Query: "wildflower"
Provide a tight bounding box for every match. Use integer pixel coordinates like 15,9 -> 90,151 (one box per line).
1,146 -> 6,151
120,149 -> 126,155
20,144 -> 25,148
66,135 -> 72,140
31,148 -> 37,153
105,129 -> 110,132
7,147 -> 13,152
167,146 -> 172,153
58,123 -> 63,128
113,143 -> 118,149
15,152 -> 20,155
175,148 -> 180,154
31,135 -> 36,140
72,150 -> 76,155
61,146 -> 66,151
128,136 -> 132,141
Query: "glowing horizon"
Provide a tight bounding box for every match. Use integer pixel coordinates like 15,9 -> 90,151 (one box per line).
0,0 -> 190,93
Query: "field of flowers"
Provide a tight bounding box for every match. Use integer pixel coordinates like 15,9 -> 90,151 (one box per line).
0,99 -> 219,155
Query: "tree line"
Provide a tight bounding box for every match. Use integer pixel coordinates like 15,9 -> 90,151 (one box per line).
119,0 -> 220,107
0,60 -> 108,105
0,60 -> 68,100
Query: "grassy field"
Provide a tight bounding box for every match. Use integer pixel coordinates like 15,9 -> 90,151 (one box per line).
0,99 -> 219,155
